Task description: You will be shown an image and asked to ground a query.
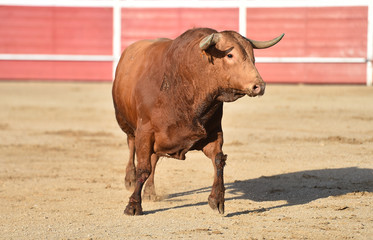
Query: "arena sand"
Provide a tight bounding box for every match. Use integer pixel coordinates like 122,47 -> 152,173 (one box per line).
0,82 -> 372,239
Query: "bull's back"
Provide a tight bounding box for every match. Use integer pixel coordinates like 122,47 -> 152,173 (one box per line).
112,38 -> 171,136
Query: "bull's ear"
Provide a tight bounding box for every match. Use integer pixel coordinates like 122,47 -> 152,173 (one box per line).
199,33 -> 221,51
246,33 -> 284,49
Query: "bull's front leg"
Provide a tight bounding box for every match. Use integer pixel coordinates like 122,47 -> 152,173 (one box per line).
124,127 -> 153,216
124,169 -> 149,215
203,131 -> 226,214
208,152 -> 227,214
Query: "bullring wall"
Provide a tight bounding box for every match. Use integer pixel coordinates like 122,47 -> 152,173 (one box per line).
0,1 -> 372,85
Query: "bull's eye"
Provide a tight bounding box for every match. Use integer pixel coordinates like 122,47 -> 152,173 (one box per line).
227,54 -> 233,59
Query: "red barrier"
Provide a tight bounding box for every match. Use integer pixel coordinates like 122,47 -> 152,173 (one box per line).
0,6 -> 113,55
0,4 -> 370,84
247,7 -> 368,58
121,8 -> 239,49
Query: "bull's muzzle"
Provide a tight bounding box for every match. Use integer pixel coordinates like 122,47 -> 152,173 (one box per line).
247,82 -> 266,97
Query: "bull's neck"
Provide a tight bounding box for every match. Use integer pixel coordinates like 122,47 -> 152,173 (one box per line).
159,38 -> 221,122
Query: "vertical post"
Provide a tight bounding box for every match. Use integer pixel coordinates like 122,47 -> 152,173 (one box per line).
112,0 -> 122,80
239,2 -> 247,37
367,2 -> 373,86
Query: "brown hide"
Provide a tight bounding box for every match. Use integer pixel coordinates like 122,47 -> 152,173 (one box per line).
113,28 -> 270,159
112,28 -> 284,215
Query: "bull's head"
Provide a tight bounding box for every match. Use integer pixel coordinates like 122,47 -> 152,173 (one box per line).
199,31 -> 284,101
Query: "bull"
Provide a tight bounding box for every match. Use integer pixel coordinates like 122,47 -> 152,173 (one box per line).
112,28 -> 284,215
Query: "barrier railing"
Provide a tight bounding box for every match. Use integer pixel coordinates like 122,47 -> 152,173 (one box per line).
0,0 -> 372,85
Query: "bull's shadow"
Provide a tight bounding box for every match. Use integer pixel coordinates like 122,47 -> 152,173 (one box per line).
153,167 -> 373,216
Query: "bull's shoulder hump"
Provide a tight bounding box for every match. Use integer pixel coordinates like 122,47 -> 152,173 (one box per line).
149,38 -> 172,42
131,38 -> 171,46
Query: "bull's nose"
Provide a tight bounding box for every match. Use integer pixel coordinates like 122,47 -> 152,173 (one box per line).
252,84 -> 261,94
250,82 -> 266,96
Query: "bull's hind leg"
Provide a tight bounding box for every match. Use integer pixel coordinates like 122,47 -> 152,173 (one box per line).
124,127 -> 153,216
143,153 -> 159,201
125,136 -> 137,190
203,131 -> 226,214
114,109 -> 137,190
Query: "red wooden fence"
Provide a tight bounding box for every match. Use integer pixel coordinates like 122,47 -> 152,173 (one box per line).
0,1 -> 372,84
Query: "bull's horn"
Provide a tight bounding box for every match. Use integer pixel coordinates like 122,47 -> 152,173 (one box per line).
199,33 -> 221,50
246,33 -> 285,49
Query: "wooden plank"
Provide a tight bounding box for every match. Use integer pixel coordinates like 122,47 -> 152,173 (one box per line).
256,63 -> 366,84
247,7 -> 368,58
0,60 -> 112,81
0,6 -> 112,54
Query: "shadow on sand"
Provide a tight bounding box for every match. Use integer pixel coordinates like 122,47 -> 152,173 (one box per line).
145,167 -> 373,216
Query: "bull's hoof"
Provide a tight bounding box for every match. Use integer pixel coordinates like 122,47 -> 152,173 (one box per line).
208,195 -> 225,214
124,202 -> 143,216
124,173 -> 136,191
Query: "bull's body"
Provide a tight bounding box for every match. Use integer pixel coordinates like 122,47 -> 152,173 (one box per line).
112,28 -> 283,215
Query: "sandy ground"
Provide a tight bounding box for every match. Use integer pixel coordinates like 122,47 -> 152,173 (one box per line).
0,81 -> 372,239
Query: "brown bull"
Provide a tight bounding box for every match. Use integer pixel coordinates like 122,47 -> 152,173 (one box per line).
112,28 -> 284,215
